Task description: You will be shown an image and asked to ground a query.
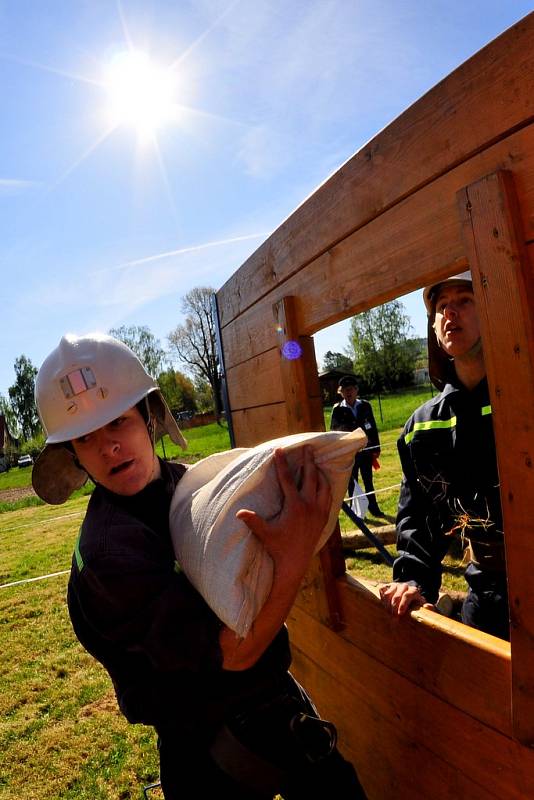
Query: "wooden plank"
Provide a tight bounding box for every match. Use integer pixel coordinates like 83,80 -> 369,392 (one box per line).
292,649 -> 503,800
457,170 -> 534,744
288,605 -> 534,800
218,13 -> 534,327
230,397 -> 325,447
219,124 -> 534,370
227,344 -> 322,412
230,403 -> 288,447
332,576 -> 511,736
226,349 -> 282,410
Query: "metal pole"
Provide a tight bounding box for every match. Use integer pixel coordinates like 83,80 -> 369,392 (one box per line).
211,292 -> 236,448
377,391 -> 383,424
341,501 -> 394,566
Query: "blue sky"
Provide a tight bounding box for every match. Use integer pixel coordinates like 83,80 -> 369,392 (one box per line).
1,0 -> 532,398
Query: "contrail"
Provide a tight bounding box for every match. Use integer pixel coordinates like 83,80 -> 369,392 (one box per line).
0,178 -> 40,190
90,232 -> 268,275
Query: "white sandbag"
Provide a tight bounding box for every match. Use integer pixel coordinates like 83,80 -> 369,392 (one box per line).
169,429 -> 367,637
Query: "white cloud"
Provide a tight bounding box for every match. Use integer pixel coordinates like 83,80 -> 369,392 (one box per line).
27,231 -> 268,320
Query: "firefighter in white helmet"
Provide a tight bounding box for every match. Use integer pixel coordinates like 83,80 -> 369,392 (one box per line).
33,333 -> 365,799
379,273 -> 508,639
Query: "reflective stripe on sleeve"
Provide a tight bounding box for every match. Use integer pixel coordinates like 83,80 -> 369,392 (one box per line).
404,403 -> 492,445
404,417 -> 457,445
74,526 -> 84,572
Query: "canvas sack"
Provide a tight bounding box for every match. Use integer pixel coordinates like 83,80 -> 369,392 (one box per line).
169,429 -> 367,637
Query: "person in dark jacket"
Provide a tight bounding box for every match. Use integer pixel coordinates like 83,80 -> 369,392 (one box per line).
330,376 -> 383,516
32,333 -> 365,799
379,273 -> 508,640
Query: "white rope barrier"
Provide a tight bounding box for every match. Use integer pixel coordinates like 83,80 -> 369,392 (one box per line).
346,482 -> 401,502
0,511 -> 84,534
0,570 -> 70,590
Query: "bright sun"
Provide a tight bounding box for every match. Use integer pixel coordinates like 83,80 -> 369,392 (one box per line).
104,51 -> 177,137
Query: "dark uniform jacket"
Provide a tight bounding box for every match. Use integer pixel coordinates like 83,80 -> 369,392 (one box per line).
67,459 -> 291,738
393,379 -> 504,604
330,399 -> 380,454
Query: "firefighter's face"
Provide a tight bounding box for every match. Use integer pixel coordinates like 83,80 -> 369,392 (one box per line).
72,406 -> 160,495
433,284 -> 480,358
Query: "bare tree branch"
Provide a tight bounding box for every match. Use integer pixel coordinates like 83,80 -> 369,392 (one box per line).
167,287 -> 222,417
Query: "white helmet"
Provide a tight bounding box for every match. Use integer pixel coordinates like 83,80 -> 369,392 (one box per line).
422,270 -> 472,315
32,332 -> 187,504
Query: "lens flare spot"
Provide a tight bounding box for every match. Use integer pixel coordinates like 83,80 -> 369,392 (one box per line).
281,340 -> 302,361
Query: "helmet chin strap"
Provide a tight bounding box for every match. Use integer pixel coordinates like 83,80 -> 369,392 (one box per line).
144,396 -> 157,451
465,337 -> 483,359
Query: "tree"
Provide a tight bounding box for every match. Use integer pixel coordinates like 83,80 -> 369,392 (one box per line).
348,301 -> 419,391
322,350 -> 353,373
157,369 -> 197,413
193,378 -> 215,414
0,394 -> 20,439
8,355 -> 41,440
109,324 -> 167,378
167,287 -> 222,417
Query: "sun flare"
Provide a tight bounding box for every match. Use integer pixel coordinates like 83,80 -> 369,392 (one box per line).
104,51 -> 178,137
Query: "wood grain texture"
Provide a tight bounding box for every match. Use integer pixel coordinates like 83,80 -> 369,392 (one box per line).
220,124 -> 534,370
334,576 -> 511,735
288,601 -> 533,800
273,296 -> 323,433
458,169 -> 534,744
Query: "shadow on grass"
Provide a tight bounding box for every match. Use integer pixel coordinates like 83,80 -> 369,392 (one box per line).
345,539 -> 466,579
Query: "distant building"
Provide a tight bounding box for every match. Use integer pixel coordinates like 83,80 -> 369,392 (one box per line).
413,367 -> 430,384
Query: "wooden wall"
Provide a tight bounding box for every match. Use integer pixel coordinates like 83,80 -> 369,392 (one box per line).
216,13 -> 534,798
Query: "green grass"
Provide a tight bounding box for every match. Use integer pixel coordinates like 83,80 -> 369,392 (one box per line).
323,383 -> 436,434
156,419 -> 231,461
0,495 -> 161,799
345,543 -> 467,594
0,465 -> 36,490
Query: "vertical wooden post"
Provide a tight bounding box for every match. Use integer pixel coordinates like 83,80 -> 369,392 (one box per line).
272,296 -> 323,432
273,295 -> 345,630
457,170 -> 534,744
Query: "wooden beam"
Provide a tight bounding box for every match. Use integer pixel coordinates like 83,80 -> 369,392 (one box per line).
457,169 -> 534,744
270,296 -> 344,629
219,125 -> 534,370
272,296 -> 323,433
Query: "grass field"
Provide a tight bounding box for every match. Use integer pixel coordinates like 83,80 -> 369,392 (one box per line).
0,389 -> 466,798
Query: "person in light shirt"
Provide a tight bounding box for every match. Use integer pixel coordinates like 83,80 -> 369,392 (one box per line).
330,375 -> 383,516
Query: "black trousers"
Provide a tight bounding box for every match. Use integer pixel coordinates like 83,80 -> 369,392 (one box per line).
461,585 -> 510,641
350,453 -> 380,512
158,674 -> 366,799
